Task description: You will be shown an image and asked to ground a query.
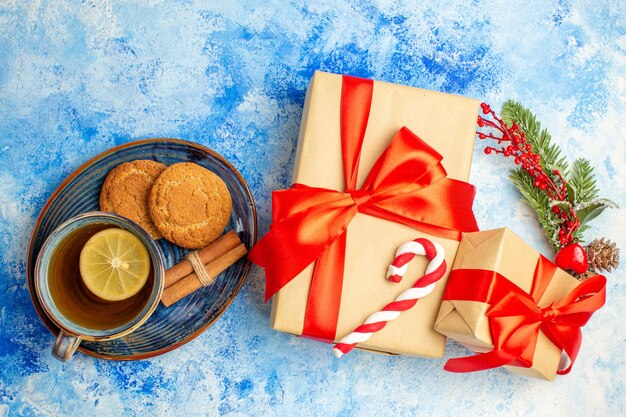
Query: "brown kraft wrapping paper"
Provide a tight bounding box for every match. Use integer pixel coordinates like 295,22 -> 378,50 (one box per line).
269,70 -> 480,357
434,228 -> 580,379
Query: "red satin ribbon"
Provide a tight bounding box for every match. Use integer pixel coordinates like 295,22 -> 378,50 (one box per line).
249,75 -> 479,341
442,255 -> 607,375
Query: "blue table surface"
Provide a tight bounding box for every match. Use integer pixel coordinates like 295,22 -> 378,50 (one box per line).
1,1 -> 625,416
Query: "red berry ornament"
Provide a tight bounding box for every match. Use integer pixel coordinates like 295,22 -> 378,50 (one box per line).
477,102 -> 582,251
555,243 -> 589,274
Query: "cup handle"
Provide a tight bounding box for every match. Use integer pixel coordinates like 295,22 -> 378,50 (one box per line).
52,331 -> 81,362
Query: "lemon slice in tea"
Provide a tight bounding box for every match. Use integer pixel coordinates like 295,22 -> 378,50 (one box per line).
79,228 -> 150,302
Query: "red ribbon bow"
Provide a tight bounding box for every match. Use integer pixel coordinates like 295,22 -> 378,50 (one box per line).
250,75 -> 479,341
443,255 -> 607,375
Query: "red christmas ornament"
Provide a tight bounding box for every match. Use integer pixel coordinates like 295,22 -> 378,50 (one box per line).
555,243 -> 589,274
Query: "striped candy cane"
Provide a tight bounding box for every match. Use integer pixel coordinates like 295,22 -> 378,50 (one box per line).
332,238 -> 447,358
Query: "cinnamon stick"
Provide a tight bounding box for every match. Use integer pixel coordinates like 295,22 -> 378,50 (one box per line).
161,243 -> 248,307
164,230 -> 241,289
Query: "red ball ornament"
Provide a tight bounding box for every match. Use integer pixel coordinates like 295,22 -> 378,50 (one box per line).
555,243 -> 589,274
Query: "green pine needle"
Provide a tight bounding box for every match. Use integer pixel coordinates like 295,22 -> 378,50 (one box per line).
566,159 -> 617,243
496,101 -> 616,249
510,168 -> 562,250
501,100 -> 569,176
568,158 -> 599,203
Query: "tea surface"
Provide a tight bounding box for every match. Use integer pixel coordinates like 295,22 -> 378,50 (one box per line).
48,225 -> 154,330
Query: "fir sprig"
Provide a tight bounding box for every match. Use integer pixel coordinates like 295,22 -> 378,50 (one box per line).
509,169 -> 562,247
478,100 -> 617,251
501,100 -> 569,176
568,158 -> 599,203
567,158 -> 617,241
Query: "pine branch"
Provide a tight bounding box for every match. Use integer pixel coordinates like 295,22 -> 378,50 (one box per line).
567,158 -> 599,203
501,100 -> 569,176
510,168 -> 562,250
567,159 -> 618,242
481,100 -> 617,251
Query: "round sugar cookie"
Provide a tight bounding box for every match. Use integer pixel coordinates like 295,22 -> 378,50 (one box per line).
100,160 -> 167,239
148,162 -> 232,249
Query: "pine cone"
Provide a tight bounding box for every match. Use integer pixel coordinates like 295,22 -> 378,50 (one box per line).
585,238 -> 620,273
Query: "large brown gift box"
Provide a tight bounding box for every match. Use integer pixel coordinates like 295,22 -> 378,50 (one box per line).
434,228 -> 580,379
269,71 -> 479,356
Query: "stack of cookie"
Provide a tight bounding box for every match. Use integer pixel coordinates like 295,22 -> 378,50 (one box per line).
100,160 -> 232,249
100,159 -> 244,307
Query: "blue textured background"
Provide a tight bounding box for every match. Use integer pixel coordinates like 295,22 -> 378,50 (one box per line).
1,1 -> 625,416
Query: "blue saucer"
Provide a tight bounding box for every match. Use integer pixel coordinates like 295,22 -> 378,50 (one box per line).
27,138 -> 257,360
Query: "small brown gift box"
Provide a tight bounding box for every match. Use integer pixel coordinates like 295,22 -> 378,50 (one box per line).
269,71 -> 479,356
434,228 -> 580,380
